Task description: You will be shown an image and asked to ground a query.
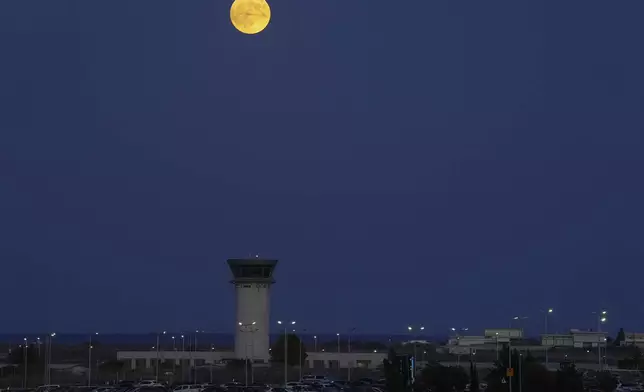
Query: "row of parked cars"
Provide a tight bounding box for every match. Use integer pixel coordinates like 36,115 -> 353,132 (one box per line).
10,376 -> 385,392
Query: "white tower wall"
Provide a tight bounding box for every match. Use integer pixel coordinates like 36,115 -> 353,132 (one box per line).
234,282 -> 271,361
228,258 -> 277,363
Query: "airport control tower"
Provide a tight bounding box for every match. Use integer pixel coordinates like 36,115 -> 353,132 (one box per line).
227,257 -> 277,362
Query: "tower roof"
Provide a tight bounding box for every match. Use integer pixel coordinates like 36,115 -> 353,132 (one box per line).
227,258 -> 278,283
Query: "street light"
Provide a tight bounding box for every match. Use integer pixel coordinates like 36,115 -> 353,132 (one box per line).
348,328 -> 356,381
450,327 -> 468,336
407,325 -> 424,360
180,334 -> 185,381
191,330 -> 201,383
155,331 -> 166,382
313,335 -> 317,352
336,333 -> 340,353
171,336 -> 177,378
541,308 -> 553,368
295,327 -> 308,382
210,344 -> 216,383
45,332 -> 55,384
495,333 -> 499,361
512,316 -> 528,335
239,321 -> 258,386
88,332 -> 98,386
23,337 -> 28,388
593,311 -> 608,370
277,320 -> 295,386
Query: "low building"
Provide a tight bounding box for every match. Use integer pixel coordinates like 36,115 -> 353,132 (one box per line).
541,329 -> 607,348
116,350 -> 387,370
484,329 -> 523,339
620,332 -> 644,347
445,328 -> 521,352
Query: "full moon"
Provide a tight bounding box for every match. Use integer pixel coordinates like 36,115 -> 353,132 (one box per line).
230,0 -> 271,35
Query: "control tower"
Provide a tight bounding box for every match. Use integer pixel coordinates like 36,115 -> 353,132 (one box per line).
227,257 -> 278,362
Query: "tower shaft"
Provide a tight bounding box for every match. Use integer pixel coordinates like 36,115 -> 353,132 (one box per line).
227,258 -> 277,363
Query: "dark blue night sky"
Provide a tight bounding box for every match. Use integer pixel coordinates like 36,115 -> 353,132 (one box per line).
1,1 -> 643,336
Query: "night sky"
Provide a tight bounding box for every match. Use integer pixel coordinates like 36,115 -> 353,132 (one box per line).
1,1 -> 643,336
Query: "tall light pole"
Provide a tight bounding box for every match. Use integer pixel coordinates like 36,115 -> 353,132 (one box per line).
181,334 -> 185,382
495,332 -> 499,361
191,330 -> 200,383
541,309 -> 553,368
593,311 -> 607,370
277,320 -> 295,386
46,332 -> 55,385
313,335 -> 317,352
155,331 -> 166,382
171,336 -> 176,380
88,332 -> 98,386
239,321 -> 258,386
297,328 -> 307,381
594,310 -> 607,332
336,333 -> 340,353
348,328 -> 356,381
508,337 -> 512,392
450,327 -> 468,365
23,337 -> 28,388
519,352 -> 523,392
210,345 -> 215,384
407,325 -> 424,361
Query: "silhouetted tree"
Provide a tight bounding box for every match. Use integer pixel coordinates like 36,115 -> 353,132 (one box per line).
595,371 -> 618,392
8,344 -> 42,367
615,328 -> 626,346
270,334 -> 307,367
486,346 -> 554,392
99,360 -> 125,376
555,362 -> 583,392
418,362 -> 468,392
383,349 -> 406,392
618,346 -> 643,369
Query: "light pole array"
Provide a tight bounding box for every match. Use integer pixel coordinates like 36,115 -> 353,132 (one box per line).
277,320 -> 295,386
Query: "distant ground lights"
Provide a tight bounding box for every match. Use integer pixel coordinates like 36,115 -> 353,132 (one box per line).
230,0 -> 271,35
